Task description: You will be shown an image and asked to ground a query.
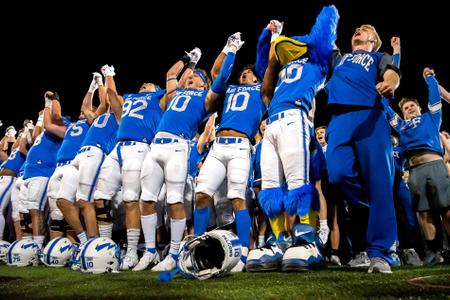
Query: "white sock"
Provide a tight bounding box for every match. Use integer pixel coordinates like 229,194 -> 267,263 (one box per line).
99,223 -> 113,239
141,214 -> 157,250
169,218 -> 186,257
258,235 -> 265,248
77,231 -> 88,244
33,235 -> 45,249
126,228 -> 140,253
319,219 -> 328,229
0,215 -> 5,240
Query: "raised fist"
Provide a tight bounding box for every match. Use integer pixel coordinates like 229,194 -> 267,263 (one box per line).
227,32 -> 245,52
185,47 -> 202,65
101,64 -> 115,77
267,19 -> 283,35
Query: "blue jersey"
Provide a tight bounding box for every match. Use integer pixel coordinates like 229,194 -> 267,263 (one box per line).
393,145 -> 406,173
23,131 -> 62,179
217,84 -> 266,139
82,112 -> 119,154
310,141 -> 327,183
387,76 -> 442,158
253,141 -> 262,186
269,58 -> 326,115
118,91 -> 165,143
57,119 -> 90,163
1,148 -> 26,175
188,141 -> 201,177
326,50 -> 396,108
157,89 -> 209,140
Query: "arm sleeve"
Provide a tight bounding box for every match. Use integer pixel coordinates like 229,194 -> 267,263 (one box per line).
255,28 -> 272,80
379,53 -> 401,79
392,53 -> 401,69
426,75 -> 442,127
385,104 -> 403,133
211,52 -> 236,94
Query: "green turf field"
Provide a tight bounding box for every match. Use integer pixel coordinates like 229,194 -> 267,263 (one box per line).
0,265 -> 449,299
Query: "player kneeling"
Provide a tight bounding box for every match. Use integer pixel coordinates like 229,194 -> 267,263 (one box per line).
281,224 -> 325,271
178,230 -> 241,280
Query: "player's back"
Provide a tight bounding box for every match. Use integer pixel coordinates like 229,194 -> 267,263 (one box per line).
269,58 -> 326,115
82,112 -> 119,154
1,148 -> 26,175
118,91 -> 165,143
23,131 -> 62,179
57,119 -> 90,163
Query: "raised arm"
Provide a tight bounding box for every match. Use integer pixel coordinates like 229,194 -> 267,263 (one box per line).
391,36 -> 401,68
104,66 -> 123,124
439,85 -> 450,104
160,48 -> 202,111
43,91 -> 67,139
205,33 -> 244,112
255,20 -> 283,79
82,72 -> 108,124
32,110 -> 44,141
423,67 -> 441,111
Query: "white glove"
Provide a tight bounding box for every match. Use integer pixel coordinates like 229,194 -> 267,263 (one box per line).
268,20 -> 283,43
185,47 -> 202,65
318,219 -> 330,245
26,122 -> 35,131
101,64 -> 115,77
88,74 -> 98,93
226,32 -> 245,53
44,91 -> 53,108
93,72 -> 104,86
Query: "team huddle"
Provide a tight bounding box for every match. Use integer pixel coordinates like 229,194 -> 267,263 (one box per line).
1,4 -> 449,279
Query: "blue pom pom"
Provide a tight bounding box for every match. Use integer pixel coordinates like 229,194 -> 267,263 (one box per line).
286,184 -> 315,216
159,267 -> 180,282
258,187 -> 285,218
293,5 -> 340,67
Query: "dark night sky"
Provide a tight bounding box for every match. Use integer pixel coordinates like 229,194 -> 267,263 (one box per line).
1,0 -> 449,132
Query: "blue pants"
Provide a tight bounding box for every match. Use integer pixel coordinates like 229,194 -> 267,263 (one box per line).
326,108 -> 397,263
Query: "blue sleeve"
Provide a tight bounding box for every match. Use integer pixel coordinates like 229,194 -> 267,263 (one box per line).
255,28 -> 271,80
426,75 -> 441,108
386,104 -> 403,133
392,53 -> 401,68
211,52 -> 236,94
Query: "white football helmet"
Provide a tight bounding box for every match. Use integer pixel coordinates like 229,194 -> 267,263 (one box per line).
6,237 -> 39,267
178,230 -> 242,280
79,237 -> 121,274
41,237 -> 74,267
0,240 -> 11,263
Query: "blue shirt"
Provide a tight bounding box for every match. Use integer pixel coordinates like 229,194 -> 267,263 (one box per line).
217,84 -> 266,140
188,141 -> 202,177
118,91 -> 165,143
386,76 -> 442,158
23,131 -> 62,179
326,50 -> 395,108
269,58 -> 327,115
57,119 -> 90,163
82,112 -> 119,154
1,148 -> 26,175
157,89 -> 209,140
253,141 -> 262,186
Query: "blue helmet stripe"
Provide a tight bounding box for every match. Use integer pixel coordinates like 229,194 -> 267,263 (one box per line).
7,240 -> 20,264
47,237 -> 63,265
81,238 -> 96,271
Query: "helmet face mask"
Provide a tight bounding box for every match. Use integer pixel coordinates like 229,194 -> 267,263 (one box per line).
178,230 -> 242,280
0,240 -> 11,263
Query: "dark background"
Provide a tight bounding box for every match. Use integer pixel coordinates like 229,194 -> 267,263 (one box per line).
1,0 -> 448,132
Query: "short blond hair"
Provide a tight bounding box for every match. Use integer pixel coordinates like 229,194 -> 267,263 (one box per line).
398,98 -> 420,111
361,24 -> 382,51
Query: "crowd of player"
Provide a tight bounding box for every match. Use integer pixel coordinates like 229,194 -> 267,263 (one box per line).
0,4 -> 449,277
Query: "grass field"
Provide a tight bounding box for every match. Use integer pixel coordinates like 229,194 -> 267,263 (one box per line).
1,265 -> 449,299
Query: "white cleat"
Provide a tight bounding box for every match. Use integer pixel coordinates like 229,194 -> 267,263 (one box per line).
151,254 -> 177,272
133,251 -> 159,272
231,259 -> 246,273
120,251 -> 138,270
